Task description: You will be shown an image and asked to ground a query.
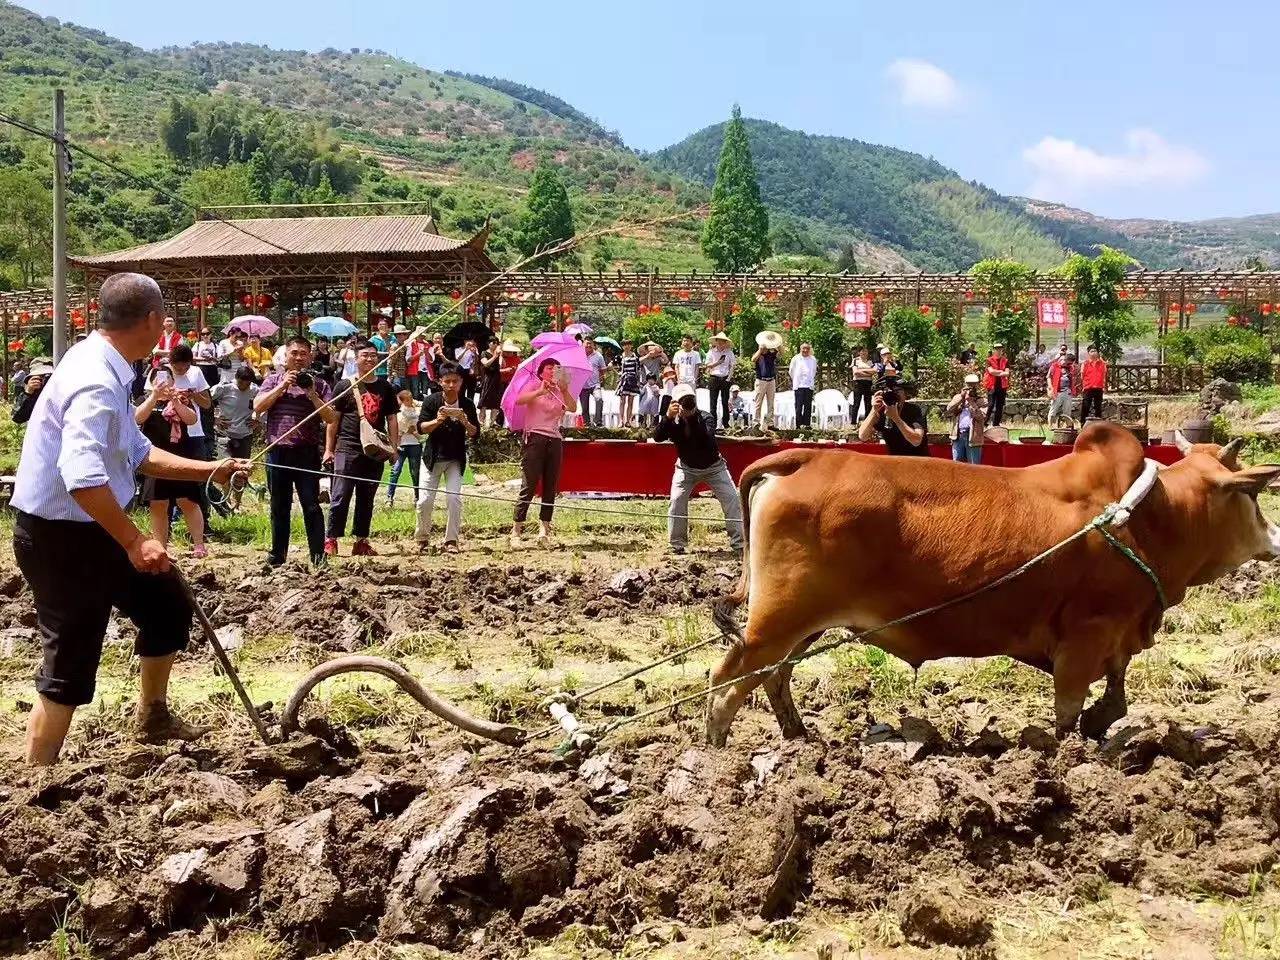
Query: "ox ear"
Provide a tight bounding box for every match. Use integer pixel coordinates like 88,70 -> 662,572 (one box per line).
1217,438 -> 1245,469
1218,464 -> 1280,497
1173,430 -> 1195,455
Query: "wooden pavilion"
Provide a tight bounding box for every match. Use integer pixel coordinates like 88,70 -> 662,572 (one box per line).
66,205 -> 499,335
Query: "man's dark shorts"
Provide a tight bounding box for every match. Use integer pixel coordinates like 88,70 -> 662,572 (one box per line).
13,512 -> 193,706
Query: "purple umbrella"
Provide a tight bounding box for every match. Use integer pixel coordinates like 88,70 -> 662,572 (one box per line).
226,315 -> 279,337
501,340 -> 592,432
563,321 -> 594,337
530,330 -> 581,349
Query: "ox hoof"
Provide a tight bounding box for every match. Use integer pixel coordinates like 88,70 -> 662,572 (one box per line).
778,719 -> 809,741
1080,701 -> 1124,741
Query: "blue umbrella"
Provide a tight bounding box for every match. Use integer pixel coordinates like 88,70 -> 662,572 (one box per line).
308,316 -> 358,338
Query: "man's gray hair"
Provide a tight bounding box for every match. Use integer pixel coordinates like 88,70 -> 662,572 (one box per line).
97,273 -> 163,331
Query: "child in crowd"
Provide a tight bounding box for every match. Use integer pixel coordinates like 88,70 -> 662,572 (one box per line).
638,374 -> 662,427
616,340 -> 640,426
659,366 -> 678,413
387,390 -> 421,506
729,384 -> 749,428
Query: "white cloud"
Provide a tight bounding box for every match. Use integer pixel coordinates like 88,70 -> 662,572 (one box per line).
1022,129 -> 1209,200
885,59 -> 960,109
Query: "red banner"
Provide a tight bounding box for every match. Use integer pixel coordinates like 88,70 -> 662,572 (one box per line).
840,296 -> 873,328
1038,297 -> 1069,328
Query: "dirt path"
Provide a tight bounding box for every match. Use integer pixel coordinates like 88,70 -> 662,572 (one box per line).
0,535 -> 1278,959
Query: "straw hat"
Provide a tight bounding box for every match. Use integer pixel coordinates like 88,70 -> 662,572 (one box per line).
501,339 -> 520,352
964,373 -> 980,385
711,332 -> 733,343
392,324 -> 411,334
879,346 -> 892,356
756,330 -> 783,350
640,340 -> 660,351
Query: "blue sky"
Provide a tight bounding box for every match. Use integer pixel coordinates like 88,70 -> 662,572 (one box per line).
22,0 -> 1280,220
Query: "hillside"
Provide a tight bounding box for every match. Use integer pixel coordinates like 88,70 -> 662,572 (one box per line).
1020,198 -> 1280,270
653,118 -> 1068,271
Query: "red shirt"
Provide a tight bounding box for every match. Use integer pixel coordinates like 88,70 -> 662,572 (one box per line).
500,353 -> 520,383
152,331 -> 181,369
406,340 -> 425,376
982,355 -> 1009,392
1048,359 -> 1082,397
1082,358 -> 1107,390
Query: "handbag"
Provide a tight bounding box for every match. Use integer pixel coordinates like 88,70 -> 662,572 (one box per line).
352,382 -> 396,461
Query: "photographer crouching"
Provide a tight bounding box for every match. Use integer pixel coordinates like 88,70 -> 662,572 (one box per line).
655,384 -> 744,555
857,377 -> 929,456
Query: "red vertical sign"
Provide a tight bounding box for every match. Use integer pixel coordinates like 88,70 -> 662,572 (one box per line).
840,297 -> 872,328
1038,298 -> 1068,328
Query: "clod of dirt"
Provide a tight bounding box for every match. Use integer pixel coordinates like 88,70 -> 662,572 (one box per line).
238,735 -> 348,786
608,569 -> 651,601
0,626 -> 35,657
896,878 -> 992,947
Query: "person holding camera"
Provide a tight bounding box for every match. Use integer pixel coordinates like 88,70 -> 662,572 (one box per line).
511,356 -> 577,545
752,330 -> 783,428
858,378 -> 929,456
255,336 -> 337,567
12,357 -> 52,425
947,373 -> 987,464
325,340 -> 400,557
655,384 -> 744,555
415,362 -> 479,553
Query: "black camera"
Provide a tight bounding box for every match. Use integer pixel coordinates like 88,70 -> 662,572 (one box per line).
877,377 -> 900,406
678,394 -> 698,411
295,370 -> 314,390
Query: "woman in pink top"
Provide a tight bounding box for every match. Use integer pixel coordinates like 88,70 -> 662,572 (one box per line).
512,357 -> 578,544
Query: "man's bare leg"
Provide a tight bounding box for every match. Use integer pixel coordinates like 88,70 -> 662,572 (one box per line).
136,653 -> 208,743
25,695 -> 76,765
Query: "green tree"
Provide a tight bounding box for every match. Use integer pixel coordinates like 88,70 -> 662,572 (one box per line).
701,105 -> 770,273
516,160 -> 576,265
971,257 -> 1037,355
159,98 -> 197,162
306,171 -> 338,204
1057,246 -> 1147,362
589,236 -> 615,273
180,164 -> 256,211
247,149 -> 273,204
835,243 -> 859,273
0,169 -> 53,287
881,305 -> 940,378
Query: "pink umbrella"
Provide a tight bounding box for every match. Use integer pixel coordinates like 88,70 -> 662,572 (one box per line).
226,315 -> 279,337
563,321 -> 594,337
530,330 -> 580,349
501,340 -> 592,432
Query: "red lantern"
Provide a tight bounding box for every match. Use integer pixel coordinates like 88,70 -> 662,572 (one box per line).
562,303 -> 574,316
1263,303 -> 1274,316
18,311 -> 30,323
717,319 -> 726,331
9,340 -> 25,352
782,320 -> 792,331
638,304 -> 650,316
730,303 -> 742,315
678,289 -> 690,301
88,299 -> 98,312
614,289 -> 630,301
342,290 -> 353,303
190,297 -> 201,309
964,291 -> 974,301
241,294 -> 253,308
1218,287 -> 1231,299
44,308 -> 53,319
933,319 -> 944,331
73,316 -> 86,329
715,290 -> 728,302
1118,290 -> 1129,300
466,303 -> 477,315
704,319 -> 715,331
920,305 -> 932,316
650,304 -> 662,315
450,290 -> 462,301
1188,303 -> 1198,313
547,304 -> 558,317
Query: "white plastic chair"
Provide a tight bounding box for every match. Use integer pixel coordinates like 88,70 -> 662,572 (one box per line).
774,390 -> 795,429
601,391 -> 620,427
696,387 -> 711,412
815,389 -> 848,428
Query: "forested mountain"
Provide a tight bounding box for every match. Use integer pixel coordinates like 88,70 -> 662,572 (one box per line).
0,0 -> 1276,292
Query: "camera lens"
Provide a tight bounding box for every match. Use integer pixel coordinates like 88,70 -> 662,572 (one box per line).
295,371 -> 313,389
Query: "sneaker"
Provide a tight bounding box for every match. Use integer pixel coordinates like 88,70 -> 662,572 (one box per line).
191,544 -> 208,559
134,701 -> 211,745
323,538 -> 339,557
352,539 -> 377,557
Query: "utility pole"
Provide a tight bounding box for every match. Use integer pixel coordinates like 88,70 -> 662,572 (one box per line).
52,88 -> 68,364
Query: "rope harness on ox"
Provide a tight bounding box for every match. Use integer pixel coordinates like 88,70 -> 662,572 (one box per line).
269,459 -> 1166,753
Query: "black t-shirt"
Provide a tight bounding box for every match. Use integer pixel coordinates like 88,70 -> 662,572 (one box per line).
959,348 -> 977,365
654,409 -> 721,469
876,401 -> 929,456
419,392 -> 479,467
332,378 -> 399,455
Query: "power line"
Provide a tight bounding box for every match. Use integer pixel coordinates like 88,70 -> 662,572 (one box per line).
0,109 -> 295,256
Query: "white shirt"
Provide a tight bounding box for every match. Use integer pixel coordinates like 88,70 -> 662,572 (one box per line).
169,366 -> 210,437
706,346 -> 736,378
790,354 -> 817,390
673,349 -> 701,385
272,345 -> 288,372
13,332 -> 153,522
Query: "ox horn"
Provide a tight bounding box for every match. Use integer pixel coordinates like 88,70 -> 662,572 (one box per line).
1173,430 -> 1195,455
1217,437 -> 1245,468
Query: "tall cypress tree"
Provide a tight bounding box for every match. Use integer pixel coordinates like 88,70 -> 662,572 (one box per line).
516,161 -> 576,264
701,106 -> 771,273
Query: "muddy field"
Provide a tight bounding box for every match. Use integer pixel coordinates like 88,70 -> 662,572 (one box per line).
1,525 -> 1279,959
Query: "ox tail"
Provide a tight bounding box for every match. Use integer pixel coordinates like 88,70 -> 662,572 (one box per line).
712,449 -> 820,648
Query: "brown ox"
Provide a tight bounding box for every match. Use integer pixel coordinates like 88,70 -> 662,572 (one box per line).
707,422 -> 1280,746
